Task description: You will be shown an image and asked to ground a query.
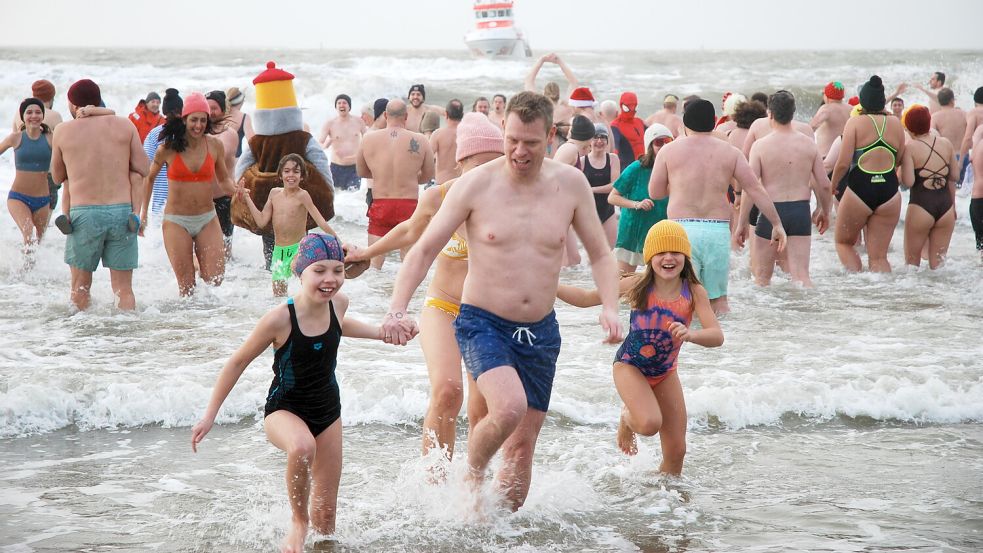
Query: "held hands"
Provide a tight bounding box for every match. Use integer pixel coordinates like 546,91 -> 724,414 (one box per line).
381,311 -> 419,346
599,308 -> 624,344
190,416 -> 214,453
343,243 -> 364,263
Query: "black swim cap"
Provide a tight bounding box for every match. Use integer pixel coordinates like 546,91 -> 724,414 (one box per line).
975,86 -> 983,105
683,99 -> 716,132
373,98 -> 389,120
335,94 -> 352,108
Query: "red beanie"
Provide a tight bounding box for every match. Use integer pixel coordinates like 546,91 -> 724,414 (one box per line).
569,87 -> 595,107
182,92 -> 210,117
902,104 -> 931,136
31,79 -> 55,103
824,81 -> 845,100
67,79 -> 101,108
847,96 -> 860,106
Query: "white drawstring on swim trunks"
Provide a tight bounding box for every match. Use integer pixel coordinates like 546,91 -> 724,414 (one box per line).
512,326 -> 537,345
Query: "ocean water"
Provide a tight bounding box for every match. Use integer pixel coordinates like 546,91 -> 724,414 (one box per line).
0,48 -> 982,552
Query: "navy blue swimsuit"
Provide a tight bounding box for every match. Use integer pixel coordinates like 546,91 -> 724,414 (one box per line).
264,298 -> 342,436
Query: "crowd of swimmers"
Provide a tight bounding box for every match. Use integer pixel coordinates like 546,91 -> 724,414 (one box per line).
4,56 -> 983,551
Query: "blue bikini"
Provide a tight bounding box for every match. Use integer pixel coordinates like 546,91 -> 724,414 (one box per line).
8,130 -> 53,213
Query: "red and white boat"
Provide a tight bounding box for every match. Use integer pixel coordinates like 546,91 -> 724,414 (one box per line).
464,1 -> 532,59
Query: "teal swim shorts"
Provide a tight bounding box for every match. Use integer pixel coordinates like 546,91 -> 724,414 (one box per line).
64,203 -> 138,272
676,218 -> 731,300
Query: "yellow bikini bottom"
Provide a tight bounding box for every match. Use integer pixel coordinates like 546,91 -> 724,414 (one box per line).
424,296 -> 460,317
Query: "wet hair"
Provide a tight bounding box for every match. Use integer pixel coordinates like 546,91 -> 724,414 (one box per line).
624,256 -> 701,311
543,82 -> 560,103
277,153 -> 308,181
768,90 -> 795,124
505,91 -> 554,134
472,96 -> 489,111
937,87 -> 954,107
891,97 -> 905,107
493,94 -> 507,103
934,71 -> 946,85
159,113 -> 212,152
682,95 -> 701,111
639,141 -> 657,169
733,100 -> 766,129
446,99 -> 464,121
751,92 -> 768,105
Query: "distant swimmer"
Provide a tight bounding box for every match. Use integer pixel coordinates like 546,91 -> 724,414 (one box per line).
645,94 -> 684,138
891,97 -> 905,120
145,92 -> 235,296
356,99 -> 434,269
727,99 -> 766,153
744,91 -> 832,287
0,98 -> 54,259
50,79 -> 149,310
650,98 -> 787,314
971,128 -> 983,263
225,86 -> 254,160
524,53 -> 579,125
551,115 -> 596,266
191,232 -> 416,553
318,94 -> 367,191
810,81 -> 852,158
206,90 -> 238,260
582,123 -> 621,247
127,91 -> 163,144
714,93 -> 745,135
406,84 -> 445,133
472,96 -> 490,115
556,220 -> 722,471
430,99 -> 464,185
912,71 -> 946,113
383,92 -> 622,512
957,87 -> 983,182
142,89 -> 183,223
568,86 -> 599,123
830,75 -> 905,273
489,93 -> 507,128
899,105 -> 957,269
239,153 -> 340,296
609,91 -> 647,169
930,88 -> 967,155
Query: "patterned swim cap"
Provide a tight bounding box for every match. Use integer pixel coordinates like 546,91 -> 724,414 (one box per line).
292,233 -> 345,277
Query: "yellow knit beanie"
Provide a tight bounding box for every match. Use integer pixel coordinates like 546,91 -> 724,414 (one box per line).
642,220 -> 691,263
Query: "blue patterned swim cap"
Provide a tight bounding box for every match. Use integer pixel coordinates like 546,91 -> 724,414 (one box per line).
292,233 -> 345,277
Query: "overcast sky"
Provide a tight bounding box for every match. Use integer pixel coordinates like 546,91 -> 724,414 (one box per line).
2,0 -> 982,51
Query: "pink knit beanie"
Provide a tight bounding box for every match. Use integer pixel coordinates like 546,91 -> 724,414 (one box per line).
455,112 -> 504,162
182,92 -> 210,118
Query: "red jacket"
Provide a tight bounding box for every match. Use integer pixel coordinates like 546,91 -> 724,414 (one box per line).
128,100 -> 164,143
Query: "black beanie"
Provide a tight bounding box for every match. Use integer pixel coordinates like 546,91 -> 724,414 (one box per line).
162,88 -> 183,117
975,86 -> 983,105
205,90 -> 227,114
408,84 -> 426,100
570,115 -> 595,141
859,75 -> 886,113
335,94 -> 352,109
683,99 -> 716,132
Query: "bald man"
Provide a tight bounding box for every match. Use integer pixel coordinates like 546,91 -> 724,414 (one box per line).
356,99 -> 435,268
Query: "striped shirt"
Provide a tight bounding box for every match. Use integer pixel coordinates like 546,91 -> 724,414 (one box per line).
143,125 -> 168,215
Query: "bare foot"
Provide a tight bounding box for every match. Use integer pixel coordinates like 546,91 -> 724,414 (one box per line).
281,519 -> 308,553
617,408 -> 638,456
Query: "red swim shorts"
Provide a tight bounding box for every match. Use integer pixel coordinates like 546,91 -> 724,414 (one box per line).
367,198 -> 418,237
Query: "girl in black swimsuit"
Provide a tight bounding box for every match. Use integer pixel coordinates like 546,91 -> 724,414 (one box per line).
900,104 -> 958,269
190,233 -> 417,550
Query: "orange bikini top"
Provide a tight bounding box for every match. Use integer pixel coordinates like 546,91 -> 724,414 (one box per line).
170,150 -> 215,182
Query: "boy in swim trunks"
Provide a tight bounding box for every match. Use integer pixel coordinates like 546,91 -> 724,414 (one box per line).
649,99 -> 787,314
238,153 -> 339,296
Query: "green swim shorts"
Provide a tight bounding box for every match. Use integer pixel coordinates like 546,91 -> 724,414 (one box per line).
676,218 -> 731,300
64,203 -> 138,272
271,242 -> 300,282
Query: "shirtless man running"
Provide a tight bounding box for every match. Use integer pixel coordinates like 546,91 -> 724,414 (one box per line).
319,94 -> 367,191
383,91 -> 622,512
913,71 -> 946,113
50,79 -> 150,310
356,99 -> 435,268
645,94 -> 684,138
931,88 -> 967,156
649,99 -> 787,314
746,91 -> 832,287
430,99 -> 464,185
810,81 -> 852,158
489,94 -> 507,128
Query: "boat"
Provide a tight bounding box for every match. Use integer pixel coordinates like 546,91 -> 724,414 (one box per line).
464,1 -> 532,59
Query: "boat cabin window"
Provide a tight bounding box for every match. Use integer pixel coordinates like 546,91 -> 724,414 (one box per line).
506,9 -> 512,16
498,9 -> 505,16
